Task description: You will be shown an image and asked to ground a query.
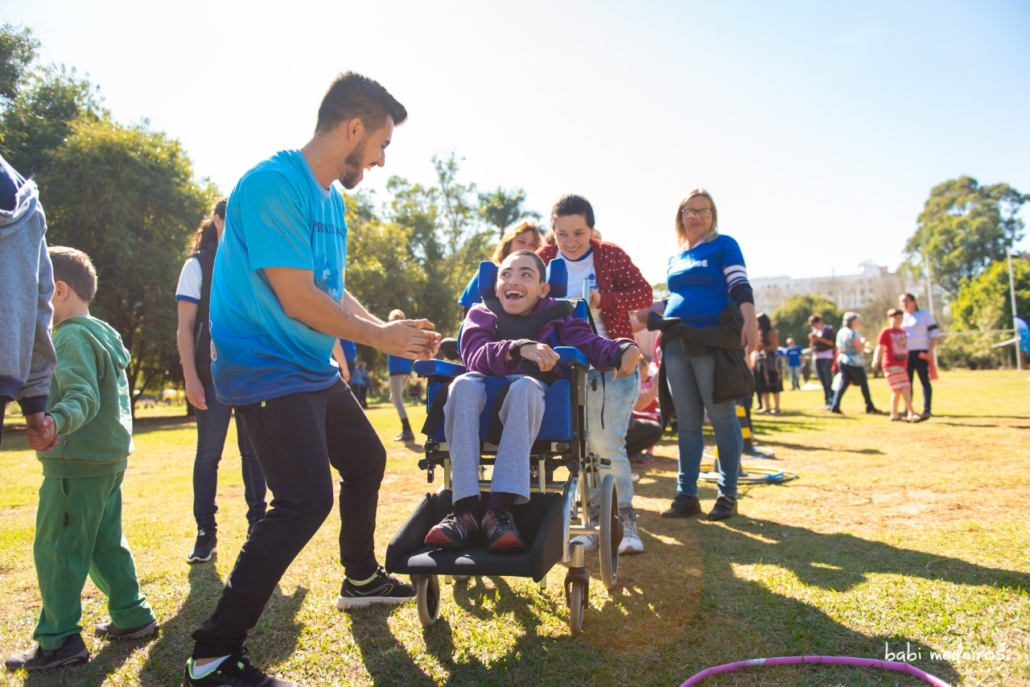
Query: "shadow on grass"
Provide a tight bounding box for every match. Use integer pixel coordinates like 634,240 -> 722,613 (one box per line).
136,563 -> 307,685
349,605 -> 434,686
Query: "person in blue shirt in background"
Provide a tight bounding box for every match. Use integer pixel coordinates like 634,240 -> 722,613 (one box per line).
781,337 -> 803,390
332,338 -> 358,382
386,310 -> 415,441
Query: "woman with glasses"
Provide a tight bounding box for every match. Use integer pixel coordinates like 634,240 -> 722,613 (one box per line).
657,189 -> 759,521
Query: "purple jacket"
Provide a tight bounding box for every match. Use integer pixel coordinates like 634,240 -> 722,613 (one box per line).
460,298 -> 632,377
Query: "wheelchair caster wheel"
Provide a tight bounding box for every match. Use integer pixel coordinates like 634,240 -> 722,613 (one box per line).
414,574 -> 440,627
568,581 -> 586,635
565,541 -> 589,636
598,473 -> 620,590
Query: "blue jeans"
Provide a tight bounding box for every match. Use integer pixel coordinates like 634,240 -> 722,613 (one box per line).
193,380 -> 267,531
815,357 -> 834,405
788,365 -> 800,390
664,340 -> 742,498
586,368 -> 639,509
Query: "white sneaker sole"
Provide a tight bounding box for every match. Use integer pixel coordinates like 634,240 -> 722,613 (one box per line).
186,547 -> 216,564
618,537 -> 644,555
335,595 -> 414,610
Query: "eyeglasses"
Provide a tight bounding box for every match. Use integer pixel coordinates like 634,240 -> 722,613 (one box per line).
682,209 -> 712,219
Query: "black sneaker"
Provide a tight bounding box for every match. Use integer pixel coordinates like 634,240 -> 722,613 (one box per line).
424,509 -> 480,549
707,495 -> 738,521
482,508 -> 525,554
188,529 -> 217,563
5,633 -> 88,672
95,618 -> 159,640
661,493 -> 702,518
866,408 -> 886,415
394,430 -> 416,442
182,648 -> 297,686
336,567 -> 415,609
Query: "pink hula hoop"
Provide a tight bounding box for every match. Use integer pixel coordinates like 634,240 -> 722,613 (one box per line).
680,655 -> 951,687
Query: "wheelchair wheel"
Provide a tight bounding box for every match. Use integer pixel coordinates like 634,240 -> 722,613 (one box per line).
414,574 -> 440,627
598,474 -> 620,590
568,580 -> 586,635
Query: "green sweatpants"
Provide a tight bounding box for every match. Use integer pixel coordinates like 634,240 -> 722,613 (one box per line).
33,471 -> 155,649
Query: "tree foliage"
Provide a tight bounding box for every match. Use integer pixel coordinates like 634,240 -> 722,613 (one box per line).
0,23 -> 38,103
38,118 -> 217,399
771,294 -> 843,348
478,186 -> 541,237
903,176 -> 1029,297
941,256 -> 1030,368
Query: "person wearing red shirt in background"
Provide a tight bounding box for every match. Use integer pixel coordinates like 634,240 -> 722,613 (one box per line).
871,308 -> 923,422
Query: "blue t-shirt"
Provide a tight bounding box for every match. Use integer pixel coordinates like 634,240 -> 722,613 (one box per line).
339,339 -> 357,363
458,272 -> 481,309
784,345 -> 802,367
210,150 -> 348,405
836,327 -> 865,367
664,235 -> 745,328
388,355 -> 412,375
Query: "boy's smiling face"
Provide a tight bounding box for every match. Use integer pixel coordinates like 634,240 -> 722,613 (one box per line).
495,253 -> 550,316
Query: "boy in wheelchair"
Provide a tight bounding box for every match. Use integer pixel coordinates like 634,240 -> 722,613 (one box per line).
425,251 -> 639,553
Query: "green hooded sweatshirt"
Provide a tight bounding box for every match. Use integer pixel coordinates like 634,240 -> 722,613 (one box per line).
37,315 -> 134,478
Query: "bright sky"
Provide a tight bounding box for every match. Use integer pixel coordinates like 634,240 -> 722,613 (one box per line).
4,0 -> 1029,284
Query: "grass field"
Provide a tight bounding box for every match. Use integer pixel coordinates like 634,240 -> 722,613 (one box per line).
1,369 -> 1028,686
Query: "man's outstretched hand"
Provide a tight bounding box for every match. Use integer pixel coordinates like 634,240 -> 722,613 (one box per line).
25,412 -> 59,452
380,319 -> 442,361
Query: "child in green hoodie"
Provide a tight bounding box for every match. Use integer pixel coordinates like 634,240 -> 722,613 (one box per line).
5,247 -> 158,674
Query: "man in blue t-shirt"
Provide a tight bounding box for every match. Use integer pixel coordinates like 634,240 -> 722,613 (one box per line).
781,337 -> 803,390
184,73 -> 440,687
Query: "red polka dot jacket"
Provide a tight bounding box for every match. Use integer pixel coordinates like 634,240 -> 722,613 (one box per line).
538,238 -> 653,340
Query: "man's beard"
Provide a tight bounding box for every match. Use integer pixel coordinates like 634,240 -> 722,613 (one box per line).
339,136 -> 368,190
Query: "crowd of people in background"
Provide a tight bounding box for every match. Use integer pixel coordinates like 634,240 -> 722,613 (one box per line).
0,69 -> 941,684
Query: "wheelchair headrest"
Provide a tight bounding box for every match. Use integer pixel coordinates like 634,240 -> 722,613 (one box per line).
477,257 -> 570,301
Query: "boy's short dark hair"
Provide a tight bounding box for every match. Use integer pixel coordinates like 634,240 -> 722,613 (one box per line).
888,308 -> 904,318
316,72 -> 408,135
505,250 -> 547,283
49,246 -> 97,302
808,314 -> 823,325
551,194 -> 595,229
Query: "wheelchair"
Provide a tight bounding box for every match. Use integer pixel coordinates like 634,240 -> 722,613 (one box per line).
384,259 -> 622,635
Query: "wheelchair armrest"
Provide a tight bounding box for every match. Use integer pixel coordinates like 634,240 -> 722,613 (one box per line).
413,359 -> 467,378
554,346 -> 589,368
437,338 -> 461,361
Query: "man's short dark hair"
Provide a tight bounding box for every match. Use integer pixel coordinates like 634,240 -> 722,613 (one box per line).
316,72 -> 407,135
808,314 -> 823,325
506,250 -> 547,283
551,194 -> 595,229
49,246 -> 97,302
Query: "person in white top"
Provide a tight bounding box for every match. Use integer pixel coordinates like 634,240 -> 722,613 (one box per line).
900,293 -> 938,419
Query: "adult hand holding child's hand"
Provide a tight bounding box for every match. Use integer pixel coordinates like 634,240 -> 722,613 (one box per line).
25,412 -> 58,452
381,319 -> 441,360
519,343 -> 560,372
611,344 -> 640,379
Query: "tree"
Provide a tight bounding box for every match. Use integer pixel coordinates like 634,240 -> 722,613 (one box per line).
902,177 -> 1029,297
0,23 -> 38,103
38,117 -> 217,406
478,186 -> 541,237
772,294 -> 843,348
942,256 -> 1030,368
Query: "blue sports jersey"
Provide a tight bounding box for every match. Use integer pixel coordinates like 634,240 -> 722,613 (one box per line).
785,345 -> 802,367
664,235 -> 746,328
210,150 -> 348,405
339,339 -> 357,363
387,355 -> 412,375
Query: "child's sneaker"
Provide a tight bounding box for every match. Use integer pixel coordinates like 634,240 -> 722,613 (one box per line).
424,509 -> 480,550
482,508 -> 525,553
182,649 -> 297,686
336,567 -> 415,609
5,634 -> 88,672
618,506 -> 644,554
187,529 -> 217,564
94,618 -> 159,640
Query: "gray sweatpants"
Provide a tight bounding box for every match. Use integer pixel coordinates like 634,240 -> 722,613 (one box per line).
444,373 -> 546,505
389,374 -> 408,420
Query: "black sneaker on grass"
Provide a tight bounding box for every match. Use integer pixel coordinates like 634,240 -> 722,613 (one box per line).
394,430 -> 416,442
5,633 -> 88,672
424,509 -> 481,549
182,648 -> 296,686
95,618 -> 159,640
707,495 -> 738,521
336,567 -> 415,609
661,493 -> 702,518
187,529 -> 217,564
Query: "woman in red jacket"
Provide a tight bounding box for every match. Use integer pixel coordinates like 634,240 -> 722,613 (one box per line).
538,194 -> 652,554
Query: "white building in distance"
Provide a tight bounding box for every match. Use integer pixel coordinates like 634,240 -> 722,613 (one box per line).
752,261 -> 919,314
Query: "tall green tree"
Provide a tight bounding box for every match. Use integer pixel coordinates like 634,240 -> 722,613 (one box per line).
38,117 -> 217,403
478,186 -> 541,237
772,294 -> 843,348
0,23 -> 38,103
903,177 -> 1029,297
